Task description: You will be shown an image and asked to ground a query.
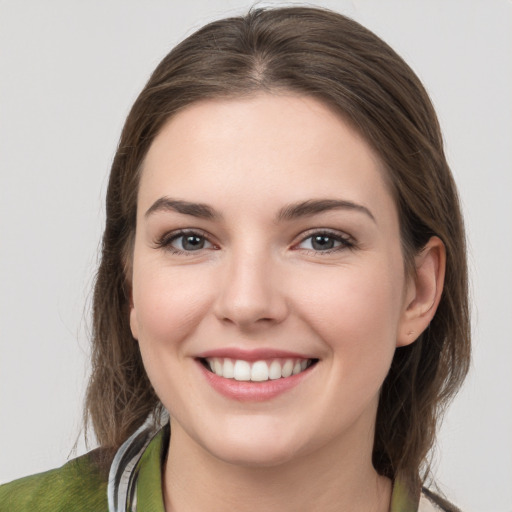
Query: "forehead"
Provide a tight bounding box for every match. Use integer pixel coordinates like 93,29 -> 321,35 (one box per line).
139,94 -> 397,224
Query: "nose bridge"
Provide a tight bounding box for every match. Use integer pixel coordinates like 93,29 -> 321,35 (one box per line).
214,242 -> 287,328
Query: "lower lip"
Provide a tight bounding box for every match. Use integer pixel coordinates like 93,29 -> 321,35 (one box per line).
197,360 -> 315,402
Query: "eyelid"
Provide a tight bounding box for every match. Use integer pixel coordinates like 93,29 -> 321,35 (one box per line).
292,228 -> 356,252
154,228 -> 217,254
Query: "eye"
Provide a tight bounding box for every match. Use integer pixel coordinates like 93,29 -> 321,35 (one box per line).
296,231 -> 354,253
156,230 -> 214,254
174,233 -> 211,251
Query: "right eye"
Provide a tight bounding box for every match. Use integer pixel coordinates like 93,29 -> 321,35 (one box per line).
157,230 -> 214,254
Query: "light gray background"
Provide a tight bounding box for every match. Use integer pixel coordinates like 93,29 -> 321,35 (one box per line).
1,1 -> 511,511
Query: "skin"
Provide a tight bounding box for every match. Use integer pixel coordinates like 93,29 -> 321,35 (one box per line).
129,94 -> 445,512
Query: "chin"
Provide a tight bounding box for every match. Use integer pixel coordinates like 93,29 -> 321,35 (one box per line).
209,440 -> 300,469
194,417 -> 315,469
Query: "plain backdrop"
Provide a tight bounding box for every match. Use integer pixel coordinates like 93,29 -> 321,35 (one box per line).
1,1 -> 511,511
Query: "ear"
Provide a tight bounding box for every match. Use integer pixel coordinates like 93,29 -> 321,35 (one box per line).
128,289 -> 139,341
124,250 -> 139,341
397,236 -> 446,347
129,306 -> 139,340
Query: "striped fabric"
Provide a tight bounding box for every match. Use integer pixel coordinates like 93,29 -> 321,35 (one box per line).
108,413 -> 169,512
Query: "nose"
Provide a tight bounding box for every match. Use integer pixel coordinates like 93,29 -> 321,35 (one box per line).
213,247 -> 288,330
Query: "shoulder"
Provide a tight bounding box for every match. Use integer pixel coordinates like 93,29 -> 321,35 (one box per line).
420,488 -> 462,512
0,449 -> 109,512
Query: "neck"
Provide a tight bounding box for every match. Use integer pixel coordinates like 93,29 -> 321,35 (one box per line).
162,419 -> 391,512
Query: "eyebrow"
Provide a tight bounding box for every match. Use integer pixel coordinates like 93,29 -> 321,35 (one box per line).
145,197 -> 375,223
145,197 -> 220,220
277,199 -> 376,223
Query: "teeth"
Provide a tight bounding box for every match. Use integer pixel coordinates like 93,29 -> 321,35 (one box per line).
213,358 -> 223,375
281,359 -> 294,378
251,361 -> 269,382
223,358 -> 234,379
233,360 -> 251,381
269,360 -> 282,380
292,362 -> 302,375
205,357 -> 313,382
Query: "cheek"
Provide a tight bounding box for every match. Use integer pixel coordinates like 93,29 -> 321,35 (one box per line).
294,262 -> 404,423
294,260 -> 404,360
131,264 -> 214,346
130,264 -> 217,413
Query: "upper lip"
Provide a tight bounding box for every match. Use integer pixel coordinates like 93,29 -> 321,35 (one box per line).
195,348 -> 315,361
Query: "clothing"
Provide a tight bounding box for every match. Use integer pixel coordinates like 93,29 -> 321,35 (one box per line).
0,422 -> 454,512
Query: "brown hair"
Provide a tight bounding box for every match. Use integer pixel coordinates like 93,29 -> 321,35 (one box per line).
85,6 -> 470,489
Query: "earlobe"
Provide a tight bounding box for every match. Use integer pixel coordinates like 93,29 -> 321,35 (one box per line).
130,305 -> 139,340
397,236 -> 446,347
125,265 -> 139,340
129,289 -> 139,340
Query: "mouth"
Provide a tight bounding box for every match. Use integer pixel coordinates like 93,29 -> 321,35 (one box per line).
198,357 -> 318,382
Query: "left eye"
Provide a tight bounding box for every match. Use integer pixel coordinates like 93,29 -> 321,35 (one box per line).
297,233 -> 351,251
170,233 -> 212,252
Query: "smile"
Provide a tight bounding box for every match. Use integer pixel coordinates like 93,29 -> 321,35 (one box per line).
202,357 -> 317,382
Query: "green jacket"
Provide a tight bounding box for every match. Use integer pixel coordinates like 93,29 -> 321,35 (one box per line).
0,449 -> 108,511
0,427 -> 166,512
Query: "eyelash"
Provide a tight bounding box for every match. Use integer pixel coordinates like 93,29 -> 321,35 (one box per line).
155,229 -> 215,256
154,229 -> 355,256
293,229 -> 355,255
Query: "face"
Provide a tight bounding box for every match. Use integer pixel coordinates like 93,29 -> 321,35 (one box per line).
129,94 -> 413,468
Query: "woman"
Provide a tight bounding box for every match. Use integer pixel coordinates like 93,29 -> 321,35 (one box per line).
0,6 -> 470,512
